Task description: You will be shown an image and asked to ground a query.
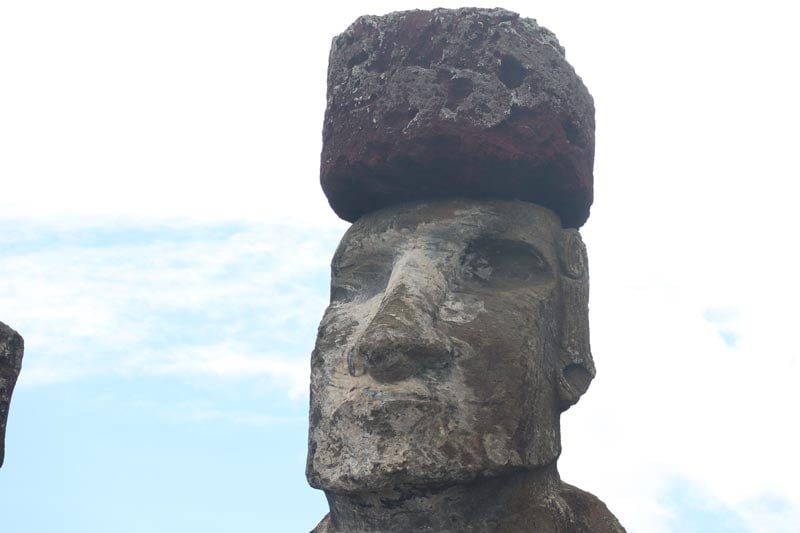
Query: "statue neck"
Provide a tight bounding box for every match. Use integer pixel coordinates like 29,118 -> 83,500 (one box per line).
324,464 -> 565,532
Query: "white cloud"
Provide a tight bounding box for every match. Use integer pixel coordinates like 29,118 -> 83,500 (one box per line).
128,397 -> 307,426
739,499 -> 800,533
181,407 -> 305,426
141,342 -> 310,400
0,221 -> 342,401
560,234 -> 800,530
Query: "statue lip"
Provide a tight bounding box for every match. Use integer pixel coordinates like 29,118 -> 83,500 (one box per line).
369,395 -> 438,406
330,393 -> 448,436
331,389 -> 447,421
341,385 -> 439,405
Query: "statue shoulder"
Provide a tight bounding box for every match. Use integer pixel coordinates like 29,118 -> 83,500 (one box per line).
310,514 -> 332,533
559,482 -> 626,533
308,486 -> 625,532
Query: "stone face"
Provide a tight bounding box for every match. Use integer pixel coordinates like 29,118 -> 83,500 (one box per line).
321,8 -> 595,228
306,199 -> 622,531
307,200 -> 593,494
0,322 -> 24,468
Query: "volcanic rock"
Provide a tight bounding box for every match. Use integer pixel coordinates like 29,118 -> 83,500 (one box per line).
0,321 -> 23,468
320,7 -> 595,228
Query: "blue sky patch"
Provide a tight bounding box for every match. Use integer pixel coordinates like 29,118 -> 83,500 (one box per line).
664,479 -> 747,533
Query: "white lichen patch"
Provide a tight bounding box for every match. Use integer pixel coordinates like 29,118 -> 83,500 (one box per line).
439,294 -> 485,323
482,431 -> 521,466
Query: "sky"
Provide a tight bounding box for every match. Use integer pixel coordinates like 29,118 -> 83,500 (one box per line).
1,0 -> 799,531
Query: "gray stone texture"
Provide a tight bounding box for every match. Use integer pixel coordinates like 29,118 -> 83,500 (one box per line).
320,8 -> 595,228
306,199 -> 623,531
312,481 -> 624,533
0,321 -> 24,468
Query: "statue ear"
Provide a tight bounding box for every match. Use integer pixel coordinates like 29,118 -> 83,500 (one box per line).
557,360 -> 595,410
556,229 -> 595,411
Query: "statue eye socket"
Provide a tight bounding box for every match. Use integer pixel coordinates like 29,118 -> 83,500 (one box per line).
331,262 -> 392,303
462,239 -> 551,289
330,284 -> 356,303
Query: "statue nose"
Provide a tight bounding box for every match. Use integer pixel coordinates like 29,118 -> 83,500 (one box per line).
348,252 -> 455,382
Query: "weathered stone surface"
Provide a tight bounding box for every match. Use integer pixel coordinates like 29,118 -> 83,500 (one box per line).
312,480 -> 625,532
321,8 -> 595,228
307,199 -> 622,531
561,483 -> 628,532
0,321 -> 24,468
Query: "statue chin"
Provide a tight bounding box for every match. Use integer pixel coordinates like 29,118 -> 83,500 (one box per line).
308,395 -> 561,494
310,437 -> 520,494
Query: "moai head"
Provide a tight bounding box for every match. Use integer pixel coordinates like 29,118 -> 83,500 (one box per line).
0,322 -> 24,468
306,199 -> 594,493
308,6 -> 597,501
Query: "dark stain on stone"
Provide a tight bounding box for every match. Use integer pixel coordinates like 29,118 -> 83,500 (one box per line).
385,107 -> 419,130
348,49 -> 369,68
498,54 -> 527,89
562,118 -> 583,148
445,77 -> 474,110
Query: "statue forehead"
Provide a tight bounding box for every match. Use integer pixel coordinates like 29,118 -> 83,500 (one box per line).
337,199 -> 563,259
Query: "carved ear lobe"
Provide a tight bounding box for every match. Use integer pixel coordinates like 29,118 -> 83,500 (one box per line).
556,229 -> 595,411
557,360 -> 595,410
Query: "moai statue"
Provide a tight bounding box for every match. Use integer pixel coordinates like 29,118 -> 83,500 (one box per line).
1,321 -> 24,468
307,8 -> 624,532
